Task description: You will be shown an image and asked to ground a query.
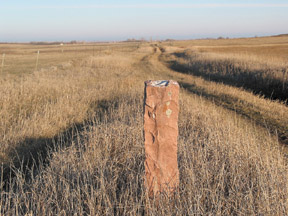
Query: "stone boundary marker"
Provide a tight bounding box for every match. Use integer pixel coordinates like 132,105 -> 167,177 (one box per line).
144,80 -> 180,197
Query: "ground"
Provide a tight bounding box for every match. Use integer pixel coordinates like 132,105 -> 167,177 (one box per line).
0,37 -> 287,215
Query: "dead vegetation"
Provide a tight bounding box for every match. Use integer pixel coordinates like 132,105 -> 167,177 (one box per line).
162,48 -> 288,101
0,37 -> 288,214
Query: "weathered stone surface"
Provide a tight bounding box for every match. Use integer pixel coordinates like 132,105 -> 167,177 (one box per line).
144,80 -> 179,197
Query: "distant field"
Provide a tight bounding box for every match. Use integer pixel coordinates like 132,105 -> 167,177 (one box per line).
0,42 -> 140,75
167,36 -> 288,65
161,36 -> 288,101
0,37 -> 288,215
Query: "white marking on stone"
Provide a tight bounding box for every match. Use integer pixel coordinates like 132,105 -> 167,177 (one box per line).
150,80 -> 169,87
166,109 -> 172,118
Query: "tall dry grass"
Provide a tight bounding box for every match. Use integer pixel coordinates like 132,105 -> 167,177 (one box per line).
164,49 -> 288,101
1,88 -> 287,215
161,36 -> 288,101
0,41 -> 287,214
159,47 -> 288,146
0,49 -> 143,167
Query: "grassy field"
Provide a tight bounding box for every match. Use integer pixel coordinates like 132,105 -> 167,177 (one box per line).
0,37 -> 288,215
161,36 -> 288,101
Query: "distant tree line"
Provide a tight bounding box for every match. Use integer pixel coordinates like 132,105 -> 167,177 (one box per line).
29,40 -> 85,45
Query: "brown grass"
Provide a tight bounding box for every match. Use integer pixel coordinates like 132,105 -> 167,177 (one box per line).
162,50 -> 288,101
0,38 -> 288,214
0,45 -> 146,166
161,36 -> 288,101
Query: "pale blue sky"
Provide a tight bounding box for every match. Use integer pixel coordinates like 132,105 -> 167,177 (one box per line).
1,0 -> 288,42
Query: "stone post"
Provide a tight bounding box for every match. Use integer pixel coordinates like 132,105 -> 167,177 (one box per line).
144,80 -> 179,197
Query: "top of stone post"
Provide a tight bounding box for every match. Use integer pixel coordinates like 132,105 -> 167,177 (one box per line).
145,80 -> 179,87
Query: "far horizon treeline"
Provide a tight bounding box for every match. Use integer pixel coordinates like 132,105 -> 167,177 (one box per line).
1,33 -> 288,44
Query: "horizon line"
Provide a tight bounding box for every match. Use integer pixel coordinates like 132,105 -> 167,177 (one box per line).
3,3 -> 288,9
2,33 -> 287,43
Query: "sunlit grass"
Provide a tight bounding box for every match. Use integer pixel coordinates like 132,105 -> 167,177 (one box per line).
0,37 -> 287,214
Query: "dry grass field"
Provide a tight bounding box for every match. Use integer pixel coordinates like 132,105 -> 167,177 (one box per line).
161,36 -> 288,101
0,36 -> 288,215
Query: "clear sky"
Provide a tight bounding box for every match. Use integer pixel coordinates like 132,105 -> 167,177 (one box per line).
1,0 -> 288,42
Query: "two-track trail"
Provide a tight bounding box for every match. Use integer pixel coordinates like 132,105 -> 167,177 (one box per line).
136,44 -> 288,156
1,43 -> 288,215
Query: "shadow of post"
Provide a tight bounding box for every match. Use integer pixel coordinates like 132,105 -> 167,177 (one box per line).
1,98 -> 121,184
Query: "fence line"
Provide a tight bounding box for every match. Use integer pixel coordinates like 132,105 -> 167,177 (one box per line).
1,53 -> 5,73
35,50 -> 40,71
